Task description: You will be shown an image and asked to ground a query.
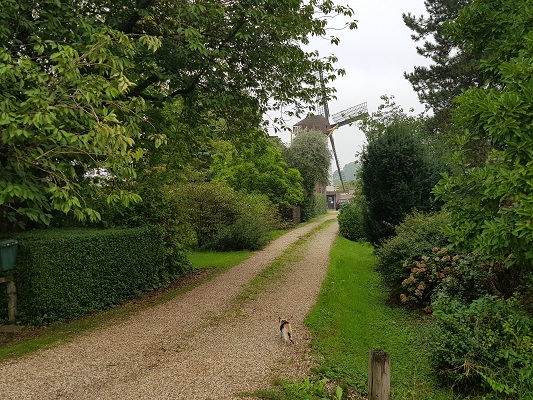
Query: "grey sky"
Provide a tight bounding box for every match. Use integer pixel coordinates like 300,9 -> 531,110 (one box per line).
271,0 -> 431,168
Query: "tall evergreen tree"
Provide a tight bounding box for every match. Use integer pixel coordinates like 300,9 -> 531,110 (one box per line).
403,0 -> 483,129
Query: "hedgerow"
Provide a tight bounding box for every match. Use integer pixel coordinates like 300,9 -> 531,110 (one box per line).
8,227 -> 182,324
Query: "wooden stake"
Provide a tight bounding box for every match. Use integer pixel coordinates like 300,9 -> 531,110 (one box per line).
1,276 -> 17,321
368,350 -> 390,400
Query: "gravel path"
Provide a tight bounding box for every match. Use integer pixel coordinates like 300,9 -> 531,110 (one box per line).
0,214 -> 339,399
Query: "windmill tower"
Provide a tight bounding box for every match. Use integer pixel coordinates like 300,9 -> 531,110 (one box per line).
294,70 -> 368,192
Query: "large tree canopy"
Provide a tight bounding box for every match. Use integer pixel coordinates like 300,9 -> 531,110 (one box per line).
210,134 -> 304,208
1,0 -> 356,230
434,0 -> 533,266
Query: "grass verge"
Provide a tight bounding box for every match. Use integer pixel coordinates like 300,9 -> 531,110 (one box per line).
187,250 -> 253,270
305,237 -> 460,400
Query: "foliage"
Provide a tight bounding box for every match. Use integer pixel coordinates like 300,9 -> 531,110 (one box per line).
301,193 -> 327,222
8,227 -> 180,325
360,121 -> 444,245
375,211 -> 450,300
95,173 -> 197,272
168,182 -> 279,250
399,247 -> 461,310
432,295 -> 533,398
110,0 -> 357,189
337,197 -> 365,242
0,0 -> 162,229
403,0 -> 481,117
434,0 -> 533,267
210,134 -> 304,208
284,130 -> 331,195
1,0 -> 357,231
207,215 -> 268,251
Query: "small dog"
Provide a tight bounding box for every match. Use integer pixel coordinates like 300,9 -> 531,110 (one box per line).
279,317 -> 294,344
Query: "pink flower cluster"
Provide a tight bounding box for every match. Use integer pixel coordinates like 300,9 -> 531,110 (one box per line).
400,247 -> 461,311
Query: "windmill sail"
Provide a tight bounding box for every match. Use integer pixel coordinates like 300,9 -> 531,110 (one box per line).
332,102 -> 368,127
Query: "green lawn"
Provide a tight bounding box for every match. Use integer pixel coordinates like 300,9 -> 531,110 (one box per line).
187,250 -> 253,269
304,237 -> 460,400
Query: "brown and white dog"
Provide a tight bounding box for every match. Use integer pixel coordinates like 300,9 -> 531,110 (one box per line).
279,317 -> 294,344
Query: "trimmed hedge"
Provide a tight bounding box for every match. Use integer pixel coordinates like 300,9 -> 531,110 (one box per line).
301,193 -> 327,221
5,227 -> 181,325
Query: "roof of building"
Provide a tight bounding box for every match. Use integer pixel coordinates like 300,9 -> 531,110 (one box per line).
294,115 -> 330,133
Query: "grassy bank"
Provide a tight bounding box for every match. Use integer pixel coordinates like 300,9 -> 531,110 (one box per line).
304,237 -> 458,400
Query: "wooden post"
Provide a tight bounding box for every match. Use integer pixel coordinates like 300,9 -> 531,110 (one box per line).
6,279 -> 17,321
368,350 -> 390,400
0,276 -> 17,322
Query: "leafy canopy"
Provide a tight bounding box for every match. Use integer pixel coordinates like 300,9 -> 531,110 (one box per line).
210,133 -> 304,208
283,130 -> 331,196
1,0 -> 357,230
434,0 -> 533,266
0,0 -> 161,228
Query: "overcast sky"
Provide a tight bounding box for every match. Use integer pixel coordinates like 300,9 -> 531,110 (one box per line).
269,0 -> 431,169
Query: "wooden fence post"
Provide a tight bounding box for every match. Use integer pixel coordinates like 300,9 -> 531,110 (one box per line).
368,350 -> 390,400
6,279 -> 17,321
0,276 -> 17,322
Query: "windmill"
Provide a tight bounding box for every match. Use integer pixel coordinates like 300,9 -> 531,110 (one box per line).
294,70 -> 368,192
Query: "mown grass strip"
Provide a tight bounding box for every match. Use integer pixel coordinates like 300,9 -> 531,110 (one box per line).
188,250 -> 253,270
305,237 -> 461,400
235,218 -> 335,304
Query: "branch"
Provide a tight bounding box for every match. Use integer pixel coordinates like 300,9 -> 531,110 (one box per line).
121,0 -> 154,34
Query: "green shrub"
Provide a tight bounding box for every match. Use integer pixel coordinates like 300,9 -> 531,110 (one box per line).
206,193 -> 278,251
8,227 -> 183,325
375,211 -> 450,300
400,247 -> 529,312
100,180 -> 281,252
337,197 -> 365,242
301,193 -> 327,221
360,123 -> 444,245
208,215 -> 268,251
96,177 -> 197,271
432,295 -> 533,398
399,247 -> 461,310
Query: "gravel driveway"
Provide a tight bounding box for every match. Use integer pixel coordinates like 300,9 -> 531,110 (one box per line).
0,214 -> 339,399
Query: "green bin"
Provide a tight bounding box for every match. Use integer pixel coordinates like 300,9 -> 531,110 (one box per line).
0,239 -> 18,273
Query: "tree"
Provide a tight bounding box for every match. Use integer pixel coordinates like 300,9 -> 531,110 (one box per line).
434,0 -> 533,267
1,0 -> 357,230
283,130 -> 331,196
210,133 -> 304,208
101,0 -> 358,174
403,0 -> 483,129
0,0 -> 161,230
360,119 -> 444,245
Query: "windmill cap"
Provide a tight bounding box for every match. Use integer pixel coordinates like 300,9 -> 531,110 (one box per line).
293,115 -> 331,133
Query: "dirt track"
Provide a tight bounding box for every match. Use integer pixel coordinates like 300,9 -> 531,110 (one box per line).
0,214 -> 338,399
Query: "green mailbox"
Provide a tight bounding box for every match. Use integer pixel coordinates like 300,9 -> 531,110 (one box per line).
0,239 -> 18,273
